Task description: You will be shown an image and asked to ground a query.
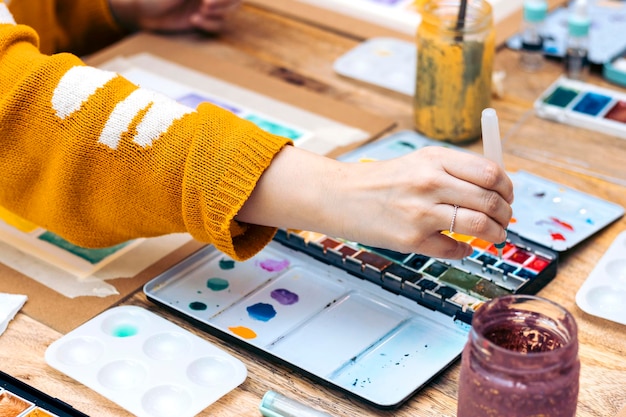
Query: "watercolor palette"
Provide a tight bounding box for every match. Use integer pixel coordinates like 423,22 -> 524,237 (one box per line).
339,130 -> 624,252
45,306 -> 247,417
144,223 -> 559,409
0,370 -> 89,416
576,230 -> 626,325
534,76 -> 626,140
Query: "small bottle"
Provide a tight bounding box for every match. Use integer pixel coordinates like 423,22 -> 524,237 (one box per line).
565,0 -> 590,80
457,294 -> 580,417
520,0 -> 548,71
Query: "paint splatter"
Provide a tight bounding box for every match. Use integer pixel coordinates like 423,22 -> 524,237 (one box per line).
549,217 -> 574,231
219,258 -> 235,270
257,258 -> 289,272
247,303 -> 276,321
271,288 -> 299,305
207,277 -> 229,291
189,301 -> 207,311
229,326 -> 257,339
550,232 -> 566,241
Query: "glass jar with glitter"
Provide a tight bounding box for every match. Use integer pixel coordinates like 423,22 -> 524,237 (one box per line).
457,294 -> 580,417
413,0 -> 495,143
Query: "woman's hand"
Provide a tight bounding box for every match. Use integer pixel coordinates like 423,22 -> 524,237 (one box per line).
109,0 -> 241,33
236,145 -> 514,260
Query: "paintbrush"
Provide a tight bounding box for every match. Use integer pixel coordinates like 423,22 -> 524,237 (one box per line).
481,108 -> 507,258
455,0 -> 468,41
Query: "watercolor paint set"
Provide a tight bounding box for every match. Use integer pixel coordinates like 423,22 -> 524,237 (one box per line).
45,306 -> 247,417
0,369 -> 88,417
143,130 -> 622,409
576,230 -> 626,326
534,76 -> 626,140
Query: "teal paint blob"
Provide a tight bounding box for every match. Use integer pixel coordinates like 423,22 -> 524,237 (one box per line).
189,301 -> 207,311
112,324 -> 138,337
207,277 -> 229,291
219,258 -> 236,270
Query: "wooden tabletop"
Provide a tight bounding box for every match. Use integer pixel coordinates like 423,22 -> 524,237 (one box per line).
1,3 -> 625,417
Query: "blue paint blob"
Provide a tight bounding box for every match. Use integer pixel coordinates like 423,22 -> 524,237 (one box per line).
207,277 -> 229,291
271,288 -> 299,305
189,301 -> 207,311
219,258 -> 236,270
572,92 -> 612,116
246,303 -> 276,322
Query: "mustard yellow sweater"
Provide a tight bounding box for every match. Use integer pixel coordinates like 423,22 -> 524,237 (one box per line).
0,0 -> 291,260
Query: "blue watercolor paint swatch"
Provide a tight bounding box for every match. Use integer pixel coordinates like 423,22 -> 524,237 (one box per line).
572,92 -> 612,115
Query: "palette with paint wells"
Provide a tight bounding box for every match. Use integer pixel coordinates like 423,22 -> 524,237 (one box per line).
0,370 -> 89,417
534,76 -> 626,140
44,306 -> 247,417
576,230 -> 626,326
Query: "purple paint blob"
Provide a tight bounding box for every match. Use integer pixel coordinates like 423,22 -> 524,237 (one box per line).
257,258 -> 289,272
246,303 -> 276,322
271,288 -> 299,305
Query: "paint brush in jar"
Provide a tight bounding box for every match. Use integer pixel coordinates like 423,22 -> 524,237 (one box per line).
481,108 -> 507,258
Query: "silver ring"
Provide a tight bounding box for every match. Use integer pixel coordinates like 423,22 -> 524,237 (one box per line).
450,205 -> 459,234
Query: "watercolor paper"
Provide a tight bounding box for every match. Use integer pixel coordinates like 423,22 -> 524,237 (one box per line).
99,54 -> 371,156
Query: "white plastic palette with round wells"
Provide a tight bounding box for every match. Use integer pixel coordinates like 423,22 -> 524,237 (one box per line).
576,231 -> 626,325
45,305 -> 247,417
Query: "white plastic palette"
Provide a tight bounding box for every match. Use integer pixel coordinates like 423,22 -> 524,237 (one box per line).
45,306 -> 247,417
576,231 -> 626,325
333,37 -> 416,96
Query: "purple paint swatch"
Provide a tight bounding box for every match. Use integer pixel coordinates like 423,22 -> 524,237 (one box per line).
246,303 -> 276,322
257,258 -> 289,272
271,288 -> 299,305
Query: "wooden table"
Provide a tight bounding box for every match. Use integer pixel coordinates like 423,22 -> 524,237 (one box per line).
1,4 -> 625,417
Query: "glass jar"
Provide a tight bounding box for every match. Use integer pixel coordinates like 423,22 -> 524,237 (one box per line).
414,0 -> 495,143
457,295 -> 580,417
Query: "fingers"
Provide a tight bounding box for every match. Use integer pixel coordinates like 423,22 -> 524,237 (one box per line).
191,0 -> 241,32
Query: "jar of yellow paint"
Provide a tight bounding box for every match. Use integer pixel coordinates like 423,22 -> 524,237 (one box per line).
414,0 -> 495,143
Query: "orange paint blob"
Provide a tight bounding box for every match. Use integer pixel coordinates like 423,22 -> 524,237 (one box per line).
229,326 -> 257,339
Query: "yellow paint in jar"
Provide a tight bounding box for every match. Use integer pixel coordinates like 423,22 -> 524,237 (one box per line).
414,0 -> 495,143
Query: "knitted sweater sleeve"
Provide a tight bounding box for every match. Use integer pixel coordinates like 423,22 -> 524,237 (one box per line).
0,4 -> 292,261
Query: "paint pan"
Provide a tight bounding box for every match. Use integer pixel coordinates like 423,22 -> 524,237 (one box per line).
0,370 -> 89,417
44,306 -> 246,417
576,230 -> 626,325
534,76 -> 626,140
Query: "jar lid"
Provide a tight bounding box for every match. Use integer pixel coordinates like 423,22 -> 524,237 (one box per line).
523,0 -> 548,23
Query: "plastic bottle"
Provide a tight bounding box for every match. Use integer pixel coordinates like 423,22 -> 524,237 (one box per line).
520,0 -> 548,71
565,0 -> 590,80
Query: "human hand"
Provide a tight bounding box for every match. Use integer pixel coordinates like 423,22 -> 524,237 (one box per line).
108,0 -> 241,33
329,145 -> 514,259
237,145 -> 514,260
